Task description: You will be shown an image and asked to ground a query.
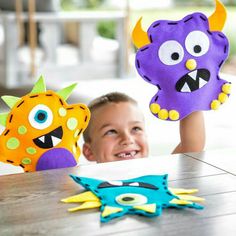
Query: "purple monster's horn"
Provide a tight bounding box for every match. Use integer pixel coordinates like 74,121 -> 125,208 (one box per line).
132,17 -> 150,49
208,0 -> 227,31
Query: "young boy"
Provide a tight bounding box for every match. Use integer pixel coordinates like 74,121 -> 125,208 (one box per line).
82,92 -> 205,163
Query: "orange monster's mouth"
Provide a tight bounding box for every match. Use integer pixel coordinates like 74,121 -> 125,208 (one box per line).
33,126 -> 63,149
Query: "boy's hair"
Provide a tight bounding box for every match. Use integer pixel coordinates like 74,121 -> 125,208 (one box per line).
83,92 -> 137,143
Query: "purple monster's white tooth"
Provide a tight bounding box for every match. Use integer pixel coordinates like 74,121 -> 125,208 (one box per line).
181,82 -> 191,92
199,77 -> 208,88
189,70 -> 198,81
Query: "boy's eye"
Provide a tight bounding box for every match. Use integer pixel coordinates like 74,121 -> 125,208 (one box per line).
28,104 -> 53,130
132,126 -> 142,132
104,129 -> 117,136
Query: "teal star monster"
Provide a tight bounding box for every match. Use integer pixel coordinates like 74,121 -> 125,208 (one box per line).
61,174 -> 204,223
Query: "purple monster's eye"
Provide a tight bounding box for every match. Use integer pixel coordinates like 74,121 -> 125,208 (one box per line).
158,40 -> 184,65
185,31 -> 209,57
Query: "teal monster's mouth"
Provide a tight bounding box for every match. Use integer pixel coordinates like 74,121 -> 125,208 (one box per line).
33,126 -> 63,149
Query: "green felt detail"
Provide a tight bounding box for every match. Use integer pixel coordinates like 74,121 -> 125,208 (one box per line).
59,107 -> 67,117
73,145 -> 77,154
18,125 -> 27,135
67,117 -> 78,130
6,137 -> 20,150
21,158 -> 32,165
1,96 -> 21,108
0,112 -> 9,126
56,83 -> 77,101
74,129 -> 80,138
26,147 -> 37,155
30,75 -> 46,94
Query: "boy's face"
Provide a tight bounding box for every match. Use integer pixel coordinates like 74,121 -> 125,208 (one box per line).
83,102 -> 149,163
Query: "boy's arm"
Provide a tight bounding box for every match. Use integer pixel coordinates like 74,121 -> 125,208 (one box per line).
172,111 -> 205,154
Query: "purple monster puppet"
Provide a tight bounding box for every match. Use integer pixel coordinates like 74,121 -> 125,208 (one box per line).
132,0 -> 231,121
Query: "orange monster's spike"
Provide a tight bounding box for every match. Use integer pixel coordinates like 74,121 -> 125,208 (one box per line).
1,96 -> 21,109
0,113 -> 8,126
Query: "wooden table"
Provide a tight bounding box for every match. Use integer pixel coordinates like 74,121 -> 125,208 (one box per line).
186,147 -> 236,175
1,152 -> 236,235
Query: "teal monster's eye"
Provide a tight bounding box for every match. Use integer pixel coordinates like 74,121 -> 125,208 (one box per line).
29,104 -> 53,130
115,193 -> 147,206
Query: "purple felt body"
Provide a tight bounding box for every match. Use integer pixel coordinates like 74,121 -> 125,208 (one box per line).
135,12 -> 229,120
36,148 -> 77,171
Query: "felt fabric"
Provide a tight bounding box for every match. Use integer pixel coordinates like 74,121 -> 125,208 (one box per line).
36,148 -> 77,171
132,0 -> 231,121
62,174 -> 204,223
0,76 -> 90,172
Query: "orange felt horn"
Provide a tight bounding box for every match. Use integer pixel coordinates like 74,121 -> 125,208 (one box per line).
208,0 -> 227,31
132,17 -> 150,49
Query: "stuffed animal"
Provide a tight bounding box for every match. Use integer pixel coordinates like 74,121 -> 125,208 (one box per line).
0,76 -> 90,172
62,174 -> 204,223
132,0 -> 231,121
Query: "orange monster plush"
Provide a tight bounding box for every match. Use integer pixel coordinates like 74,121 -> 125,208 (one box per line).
0,76 -> 90,172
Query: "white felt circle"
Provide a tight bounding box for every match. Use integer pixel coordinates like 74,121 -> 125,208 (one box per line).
158,40 -> 184,65
185,30 -> 210,57
28,104 -> 53,130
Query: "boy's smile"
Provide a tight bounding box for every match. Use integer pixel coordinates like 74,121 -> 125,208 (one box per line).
115,150 -> 139,159
83,102 -> 149,163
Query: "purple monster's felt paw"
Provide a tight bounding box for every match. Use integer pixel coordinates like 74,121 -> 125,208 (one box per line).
36,148 -> 77,171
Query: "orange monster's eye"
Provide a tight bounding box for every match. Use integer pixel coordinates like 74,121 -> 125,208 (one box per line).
28,104 -> 53,130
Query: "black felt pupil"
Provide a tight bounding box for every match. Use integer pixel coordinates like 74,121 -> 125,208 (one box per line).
194,45 -> 201,53
171,52 -> 179,60
37,113 -> 46,121
122,197 -> 134,202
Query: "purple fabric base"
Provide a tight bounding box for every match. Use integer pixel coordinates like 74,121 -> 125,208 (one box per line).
36,148 -> 77,171
135,12 -> 229,121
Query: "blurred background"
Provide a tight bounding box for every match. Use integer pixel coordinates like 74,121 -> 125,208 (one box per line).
0,0 -> 235,173
0,0 -> 235,86
62,0 -> 236,74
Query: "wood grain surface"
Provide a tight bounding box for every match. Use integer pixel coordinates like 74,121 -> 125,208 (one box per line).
186,148 -> 236,175
0,153 -> 235,235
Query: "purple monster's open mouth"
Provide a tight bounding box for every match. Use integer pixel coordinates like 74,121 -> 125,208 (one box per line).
33,126 -> 63,149
175,69 -> 210,93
